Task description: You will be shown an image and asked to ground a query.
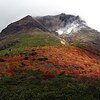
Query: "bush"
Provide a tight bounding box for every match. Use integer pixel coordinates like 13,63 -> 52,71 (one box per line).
69,40 -> 83,48
0,58 -> 5,62
19,62 -> 26,67
37,57 -> 48,61
24,56 -> 29,60
30,51 -> 37,56
0,70 -> 100,100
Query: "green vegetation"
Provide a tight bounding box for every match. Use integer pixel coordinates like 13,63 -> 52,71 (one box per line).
0,69 -> 100,100
69,40 -> 83,48
0,32 -> 62,56
1,32 -> 100,100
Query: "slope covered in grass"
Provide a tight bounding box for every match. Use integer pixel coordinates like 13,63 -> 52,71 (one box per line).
0,31 -> 100,100
0,32 -> 62,55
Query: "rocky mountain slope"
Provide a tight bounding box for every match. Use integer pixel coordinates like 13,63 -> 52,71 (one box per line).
1,13 -> 86,35
0,13 -> 100,55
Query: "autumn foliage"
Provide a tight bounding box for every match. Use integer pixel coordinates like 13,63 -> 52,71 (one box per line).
0,46 -> 100,78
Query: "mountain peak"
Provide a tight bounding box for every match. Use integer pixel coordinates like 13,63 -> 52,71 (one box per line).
22,15 -> 33,20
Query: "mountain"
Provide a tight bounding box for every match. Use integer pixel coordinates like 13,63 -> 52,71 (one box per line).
0,13 -> 79,35
0,13 -> 100,55
1,13 -> 100,100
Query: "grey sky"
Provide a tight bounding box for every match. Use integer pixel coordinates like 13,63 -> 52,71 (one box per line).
0,0 -> 100,32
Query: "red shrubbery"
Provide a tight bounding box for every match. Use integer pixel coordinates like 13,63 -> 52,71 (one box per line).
0,46 -> 100,78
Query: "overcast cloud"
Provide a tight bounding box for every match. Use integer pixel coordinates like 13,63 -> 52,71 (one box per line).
0,0 -> 100,32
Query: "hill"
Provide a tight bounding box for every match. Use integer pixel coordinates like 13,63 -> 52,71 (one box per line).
0,13 -> 100,100
0,40 -> 100,100
0,32 -> 62,55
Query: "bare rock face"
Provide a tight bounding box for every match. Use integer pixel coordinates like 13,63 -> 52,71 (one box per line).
36,13 -> 76,32
0,13 -> 100,55
1,15 -> 49,36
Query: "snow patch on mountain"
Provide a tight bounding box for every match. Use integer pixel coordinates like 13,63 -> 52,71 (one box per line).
56,30 -> 63,35
57,16 -> 87,35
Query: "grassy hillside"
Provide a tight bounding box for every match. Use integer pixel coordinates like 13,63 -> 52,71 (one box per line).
0,31 -> 100,100
0,32 -> 62,56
